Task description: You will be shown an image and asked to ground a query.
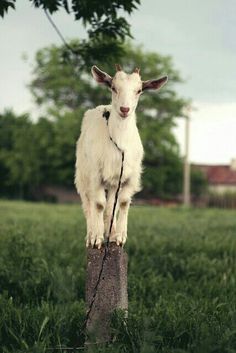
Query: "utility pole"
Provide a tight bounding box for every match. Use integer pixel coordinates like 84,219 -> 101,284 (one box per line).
183,106 -> 191,206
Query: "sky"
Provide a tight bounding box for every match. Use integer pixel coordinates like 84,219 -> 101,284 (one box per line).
0,0 -> 236,164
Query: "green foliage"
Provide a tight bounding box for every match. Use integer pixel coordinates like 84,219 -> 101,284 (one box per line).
0,0 -> 140,67
0,109 -> 84,198
1,201 -> 236,352
0,1 -> 16,17
30,41 -> 186,112
191,168 -> 208,198
0,110 -> 41,198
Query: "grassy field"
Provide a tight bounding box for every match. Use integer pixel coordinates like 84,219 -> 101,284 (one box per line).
0,201 -> 236,353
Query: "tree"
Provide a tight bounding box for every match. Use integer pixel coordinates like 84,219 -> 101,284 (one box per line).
0,109 -> 83,199
30,41 -> 189,198
0,110 -> 41,198
0,0 -> 140,69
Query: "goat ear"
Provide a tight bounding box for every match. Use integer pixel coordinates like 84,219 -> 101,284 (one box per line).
91,66 -> 112,88
142,76 -> 168,91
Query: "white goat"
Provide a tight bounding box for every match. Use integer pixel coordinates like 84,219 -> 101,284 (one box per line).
75,65 -> 167,248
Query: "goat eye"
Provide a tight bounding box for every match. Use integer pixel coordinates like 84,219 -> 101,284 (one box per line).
137,89 -> 142,94
112,86 -> 117,93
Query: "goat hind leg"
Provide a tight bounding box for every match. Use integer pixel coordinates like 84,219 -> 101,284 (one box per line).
80,191 -> 92,247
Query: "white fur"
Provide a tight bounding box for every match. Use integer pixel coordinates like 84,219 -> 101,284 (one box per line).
75,67 -> 167,248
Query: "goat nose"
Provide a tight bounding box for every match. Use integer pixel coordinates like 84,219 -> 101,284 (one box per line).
120,106 -> 130,113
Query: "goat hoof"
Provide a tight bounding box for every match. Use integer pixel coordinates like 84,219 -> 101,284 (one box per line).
86,230 -> 104,248
88,235 -> 104,249
114,232 -> 127,246
96,240 -> 103,249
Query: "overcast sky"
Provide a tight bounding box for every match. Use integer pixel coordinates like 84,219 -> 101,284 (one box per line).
0,0 -> 236,164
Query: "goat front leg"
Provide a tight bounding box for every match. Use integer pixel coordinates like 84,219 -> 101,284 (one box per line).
89,187 -> 106,249
115,187 -> 132,246
104,188 -> 118,242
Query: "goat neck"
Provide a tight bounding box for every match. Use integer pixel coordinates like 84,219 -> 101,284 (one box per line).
108,108 -> 136,150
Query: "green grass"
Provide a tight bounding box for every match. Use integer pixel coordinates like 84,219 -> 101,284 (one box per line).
0,201 -> 236,352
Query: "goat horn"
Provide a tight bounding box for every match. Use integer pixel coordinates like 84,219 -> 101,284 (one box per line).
134,67 -> 140,74
115,64 -> 122,72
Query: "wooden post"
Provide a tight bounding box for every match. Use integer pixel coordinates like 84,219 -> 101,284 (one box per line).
85,243 -> 128,343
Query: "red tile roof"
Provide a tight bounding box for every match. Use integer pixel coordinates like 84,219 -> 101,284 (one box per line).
193,164 -> 236,185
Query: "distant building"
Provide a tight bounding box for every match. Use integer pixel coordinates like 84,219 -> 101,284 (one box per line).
193,159 -> 236,194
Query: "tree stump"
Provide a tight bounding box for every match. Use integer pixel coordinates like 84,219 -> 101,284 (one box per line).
85,243 -> 128,343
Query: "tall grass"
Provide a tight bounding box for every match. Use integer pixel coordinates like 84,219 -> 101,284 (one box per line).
0,201 -> 236,352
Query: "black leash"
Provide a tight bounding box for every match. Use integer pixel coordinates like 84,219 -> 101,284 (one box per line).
103,110 -> 124,154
